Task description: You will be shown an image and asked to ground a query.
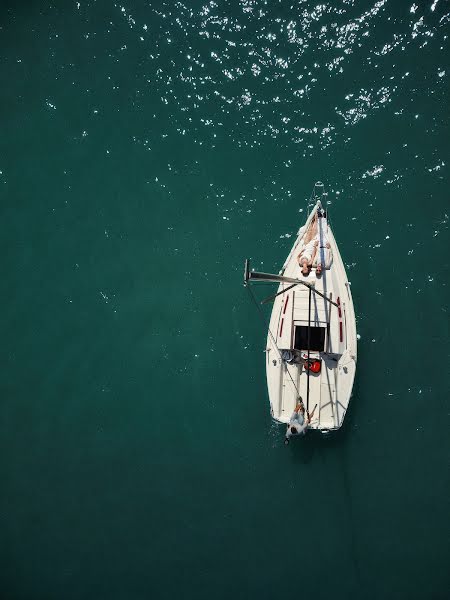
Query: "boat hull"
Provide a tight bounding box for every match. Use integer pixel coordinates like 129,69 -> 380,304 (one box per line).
265,201 -> 357,432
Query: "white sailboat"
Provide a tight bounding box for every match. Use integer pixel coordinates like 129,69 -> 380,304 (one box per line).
244,183 -> 357,434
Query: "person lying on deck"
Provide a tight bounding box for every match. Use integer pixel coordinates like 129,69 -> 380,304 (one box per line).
284,399 -> 316,444
299,209 -> 331,276
313,239 -> 331,276
297,240 -> 316,276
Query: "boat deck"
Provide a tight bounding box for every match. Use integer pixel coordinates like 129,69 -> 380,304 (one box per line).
278,353 -> 339,430
265,200 -> 357,432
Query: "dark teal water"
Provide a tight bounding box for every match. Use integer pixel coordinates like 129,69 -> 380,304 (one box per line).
1,2 -> 449,599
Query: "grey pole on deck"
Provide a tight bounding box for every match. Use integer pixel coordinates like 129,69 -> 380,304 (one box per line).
306,286 -> 312,413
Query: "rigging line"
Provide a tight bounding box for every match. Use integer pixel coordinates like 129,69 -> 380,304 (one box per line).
246,283 -> 280,357
318,209 -> 326,271
261,283 -> 297,305
246,284 -> 301,398
306,285 -> 311,413
245,281 -> 281,287
307,187 -> 316,219
309,181 -> 324,219
326,201 -> 331,233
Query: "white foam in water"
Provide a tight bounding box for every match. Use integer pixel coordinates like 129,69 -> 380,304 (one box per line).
362,165 -> 384,179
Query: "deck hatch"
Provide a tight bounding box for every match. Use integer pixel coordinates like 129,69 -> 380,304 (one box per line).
294,325 -> 326,352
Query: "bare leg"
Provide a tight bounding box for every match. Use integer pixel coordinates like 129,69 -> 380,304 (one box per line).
304,214 -> 318,244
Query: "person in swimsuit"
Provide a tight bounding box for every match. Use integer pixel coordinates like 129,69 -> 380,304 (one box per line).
297,240 -> 317,276
299,209 -> 331,276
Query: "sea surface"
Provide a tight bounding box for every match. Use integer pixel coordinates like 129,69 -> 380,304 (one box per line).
0,1 -> 449,599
